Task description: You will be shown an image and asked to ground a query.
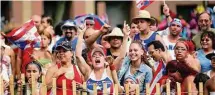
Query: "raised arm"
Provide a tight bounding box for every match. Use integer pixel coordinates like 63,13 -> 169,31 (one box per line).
113,21 -> 129,71
85,24 -> 110,47
75,26 -> 91,79
163,3 -> 172,24
106,56 -> 124,93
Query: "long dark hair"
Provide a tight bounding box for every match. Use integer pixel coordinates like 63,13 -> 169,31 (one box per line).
166,60 -> 198,79
130,40 -> 152,68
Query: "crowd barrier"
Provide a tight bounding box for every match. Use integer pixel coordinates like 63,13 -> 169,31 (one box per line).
0,74 -> 204,95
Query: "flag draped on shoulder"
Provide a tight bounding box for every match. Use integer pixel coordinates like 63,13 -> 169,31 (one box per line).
150,60 -> 167,94
136,0 -> 154,10
6,19 -> 41,50
74,14 -> 106,30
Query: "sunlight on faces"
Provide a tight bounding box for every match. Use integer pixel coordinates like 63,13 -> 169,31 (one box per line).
124,78 -> 137,95
63,26 -> 76,39
134,19 -> 150,32
169,23 -> 182,36
32,15 -> 41,29
101,35 -> 111,49
174,42 -> 189,61
129,43 -> 144,61
149,24 -> 157,31
200,36 -> 212,49
26,64 -> 41,83
91,51 -> 106,69
41,17 -> 49,28
57,48 -> 73,63
109,36 -> 123,49
198,13 -> 212,31
148,45 -> 160,62
130,23 -> 139,36
40,35 -> 50,48
85,20 -> 95,28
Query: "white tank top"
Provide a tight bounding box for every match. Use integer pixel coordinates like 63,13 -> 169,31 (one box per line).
86,69 -> 114,95
163,35 -> 176,60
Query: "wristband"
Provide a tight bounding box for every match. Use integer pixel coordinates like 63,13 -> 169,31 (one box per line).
110,64 -> 116,71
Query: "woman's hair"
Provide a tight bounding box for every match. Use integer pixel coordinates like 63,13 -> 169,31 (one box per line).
193,73 -> 210,90
200,31 -> 215,49
25,61 -> 42,74
130,40 -> 152,68
40,31 -> 52,45
166,60 -> 198,78
25,61 -> 42,83
175,38 -> 196,53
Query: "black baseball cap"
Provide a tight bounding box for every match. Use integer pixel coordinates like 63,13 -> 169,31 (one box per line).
206,53 -> 215,60
56,41 -> 72,51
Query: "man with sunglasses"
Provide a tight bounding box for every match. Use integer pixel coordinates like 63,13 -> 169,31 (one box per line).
53,20 -> 80,51
192,12 -> 215,49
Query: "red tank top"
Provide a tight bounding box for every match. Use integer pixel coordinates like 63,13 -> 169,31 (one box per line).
48,63 -> 83,95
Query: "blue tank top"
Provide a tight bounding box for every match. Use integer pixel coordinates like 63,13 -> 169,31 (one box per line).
134,32 -> 157,51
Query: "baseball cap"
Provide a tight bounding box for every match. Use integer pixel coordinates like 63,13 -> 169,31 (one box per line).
91,47 -> 105,57
56,41 -> 72,51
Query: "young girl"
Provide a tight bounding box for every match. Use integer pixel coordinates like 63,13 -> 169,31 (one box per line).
31,31 -> 53,75
17,61 -> 42,95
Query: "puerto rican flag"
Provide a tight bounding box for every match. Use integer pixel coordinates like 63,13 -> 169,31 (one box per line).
5,19 -> 41,73
6,19 -> 41,50
136,0 -> 154,10
74,14 -> 106,30
99,13 -> 109,24
149,60 -> 168,94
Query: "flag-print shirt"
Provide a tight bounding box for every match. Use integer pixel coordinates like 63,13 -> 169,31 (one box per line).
118,56 -> 153,93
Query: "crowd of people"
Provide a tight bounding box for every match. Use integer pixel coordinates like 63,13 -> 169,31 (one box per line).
1,3 -> 215,95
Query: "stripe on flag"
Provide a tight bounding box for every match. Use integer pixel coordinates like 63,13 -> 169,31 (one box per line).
6,19 -> 41,50
136,0 -> 154,10
150,60 -> 167,94
74,14 -> 106,30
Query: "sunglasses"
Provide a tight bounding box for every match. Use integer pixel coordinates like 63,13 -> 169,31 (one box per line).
63,27 -> 75,30
201,38 -> 210,42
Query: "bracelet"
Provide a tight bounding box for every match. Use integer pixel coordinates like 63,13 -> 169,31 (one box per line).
110,64 -> 116,70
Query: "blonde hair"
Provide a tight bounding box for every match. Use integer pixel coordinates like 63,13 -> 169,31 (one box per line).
40,30 -> 52,45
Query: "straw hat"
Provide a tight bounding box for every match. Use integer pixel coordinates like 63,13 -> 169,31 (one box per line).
132,10 -> 155,23
104,27 -> 124,41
